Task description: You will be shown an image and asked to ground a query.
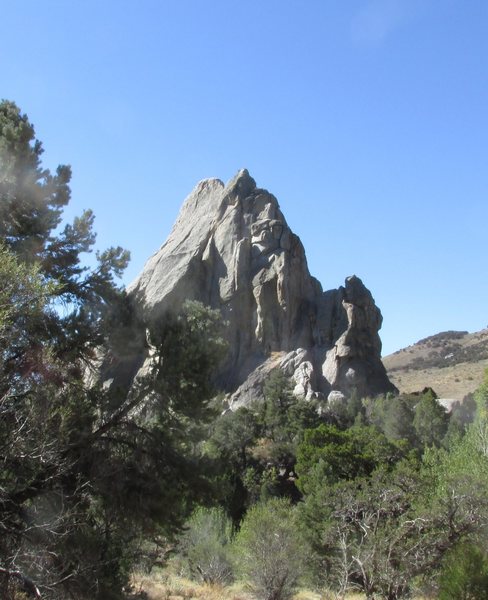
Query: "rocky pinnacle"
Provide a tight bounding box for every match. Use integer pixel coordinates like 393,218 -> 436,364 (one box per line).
127,170 -> 396,407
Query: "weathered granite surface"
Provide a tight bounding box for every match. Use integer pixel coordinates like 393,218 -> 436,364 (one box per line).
127,170 -> 396,407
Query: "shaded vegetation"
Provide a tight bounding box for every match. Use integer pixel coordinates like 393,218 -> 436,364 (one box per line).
0,101 -> 225,599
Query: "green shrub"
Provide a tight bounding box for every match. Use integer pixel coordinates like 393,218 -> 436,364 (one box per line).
179,507 -> 234,584
438,543 -> 488,600
233,497 -> 309,600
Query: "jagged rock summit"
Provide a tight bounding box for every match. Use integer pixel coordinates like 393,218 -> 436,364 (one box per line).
128,170 -> 396,407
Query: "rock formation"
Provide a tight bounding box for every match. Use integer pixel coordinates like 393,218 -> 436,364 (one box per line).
127,169 -> 396,408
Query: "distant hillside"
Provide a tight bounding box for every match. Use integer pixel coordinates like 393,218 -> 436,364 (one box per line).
383,329 -> 488,400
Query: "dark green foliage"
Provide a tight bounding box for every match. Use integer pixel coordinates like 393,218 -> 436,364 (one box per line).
260,369 -> 296,441
206,407 -> 260,470
176,378 -> 488,599
370,394 -> 418,445
204,406 -> 258,521
0,99 -> 130,361
0,249 -> 227,598
413,390 -> 449,447
0,244 -> 57,395
300,446 -> 488,599
438,543 -> 488,600
329,387 -> 367,428
302,463 -> 424,599
295,393 -> 488,599
258,369 -> 322,444
295,423 -> 405,494
366,388 -> 464,451
0,100 -> 70,259
205,370 -> 323,519
148,300 -> 227,422
0,102 -> 226,599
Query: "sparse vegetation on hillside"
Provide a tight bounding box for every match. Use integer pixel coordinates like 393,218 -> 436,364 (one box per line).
418,331 -> 469,345
383,329 -> 488,398
389,331 -> 488,371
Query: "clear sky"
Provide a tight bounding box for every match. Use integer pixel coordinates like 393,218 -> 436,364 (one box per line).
2,0 -> 487,356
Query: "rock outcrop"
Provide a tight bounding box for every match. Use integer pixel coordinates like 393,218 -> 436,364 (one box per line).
127,169 -> 396,408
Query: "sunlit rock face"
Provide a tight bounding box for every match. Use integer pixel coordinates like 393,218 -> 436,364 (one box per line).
128,169 -> 396,407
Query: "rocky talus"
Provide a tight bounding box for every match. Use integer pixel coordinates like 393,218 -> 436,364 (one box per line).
124,170 -> 396,408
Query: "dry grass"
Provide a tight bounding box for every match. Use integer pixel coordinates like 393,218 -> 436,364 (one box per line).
131,572 -> 253,600
131,571 -> 431,600
383,328 -> 488,400
386,358 -> 488,400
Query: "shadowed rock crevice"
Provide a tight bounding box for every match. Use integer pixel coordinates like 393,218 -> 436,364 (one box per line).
126,170 -> 396,408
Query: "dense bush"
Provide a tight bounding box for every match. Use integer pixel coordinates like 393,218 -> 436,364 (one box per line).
438,543 -> 488,600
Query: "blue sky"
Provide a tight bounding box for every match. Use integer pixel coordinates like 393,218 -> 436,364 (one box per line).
2,0 -> 487,355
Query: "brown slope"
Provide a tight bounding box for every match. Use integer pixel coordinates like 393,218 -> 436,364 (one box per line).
382,329 -> 488,400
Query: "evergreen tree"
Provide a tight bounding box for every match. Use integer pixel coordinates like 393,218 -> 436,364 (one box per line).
0,100 -> 71,259
0,99 -> 130,360
295,423 -> 406,495
0,102 -> 226,599
413,391 -> 449,448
